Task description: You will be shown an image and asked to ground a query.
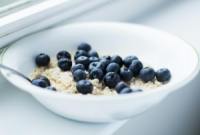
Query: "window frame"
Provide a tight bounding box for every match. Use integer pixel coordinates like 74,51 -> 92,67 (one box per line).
0,0 -> 116,48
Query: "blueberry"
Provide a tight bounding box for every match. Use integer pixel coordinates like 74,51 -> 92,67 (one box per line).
129,60 -> 143,76
119,87 -> 133,94
111,55 -> 123,67
156,68 -> 171,82
46,86 -> 56,91
98,59 -> 110,71
31,79 -> 49,88
75,56 -> 90,69
89,57 -> 99,63
132,88 -> 142,93
119,87 -> 142,94
71,64 -> 85,73
89,51 -> 99,58
106,63 -> 120,73
77,43 -> 91,52
100,56 -> 111,65
73,69 -> 87,82
139,67 -> 155,82
74,50 -> 88,59
58,58 -> 72,71
76,80 -> 93,94
120,68 -> 133,82
57,50 -> 71,60
103,72 -> 120,88
35,53 -> 50,67
36,75 -> 51,86
89,62 -> 100,72
88,61 -> 109,73
115,81 -> 129,93
123,55 -> 138,67
89,68 -> 104,81
101,55 -> 111,61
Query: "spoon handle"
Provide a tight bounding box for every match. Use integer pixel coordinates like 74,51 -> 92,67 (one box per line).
0,64 -> 31,82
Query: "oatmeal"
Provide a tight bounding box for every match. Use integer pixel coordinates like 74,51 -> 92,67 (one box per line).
31,43 -> 171,95
31,59 -> 118,95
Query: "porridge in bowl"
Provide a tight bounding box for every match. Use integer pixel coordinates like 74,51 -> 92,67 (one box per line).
30,43 -> 171,95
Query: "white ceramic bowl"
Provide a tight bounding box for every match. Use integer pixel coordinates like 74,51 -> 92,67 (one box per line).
1,22 -> 199,123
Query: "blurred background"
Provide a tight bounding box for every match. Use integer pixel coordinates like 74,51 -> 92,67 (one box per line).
0,0 -> 200,135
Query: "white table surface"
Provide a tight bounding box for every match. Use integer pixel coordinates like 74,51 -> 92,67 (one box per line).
0,0 -> 200,135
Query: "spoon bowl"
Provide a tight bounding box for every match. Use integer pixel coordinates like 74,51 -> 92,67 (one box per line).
0,22 -> 199,123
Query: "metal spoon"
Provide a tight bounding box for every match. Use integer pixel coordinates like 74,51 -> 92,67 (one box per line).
0,64 -> 31,82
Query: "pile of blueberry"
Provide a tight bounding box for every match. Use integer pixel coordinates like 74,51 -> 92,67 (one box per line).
31,43 -> 171,95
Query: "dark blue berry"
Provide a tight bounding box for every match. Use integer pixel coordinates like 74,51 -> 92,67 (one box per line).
73,69 -> 86,82
111,55 -> 123,66
57,50 -> 71,60
89,51 -> 99,58
74,50 -> 88,59
132,88 -> 142,93
89,57 -> 99,63
98,59 -> 110,71
77,43 -> 91,52
89,60 -> 109,73
129,60 -> 143,76
31,79 -> 49,88
75,56 -> 90,69
120,68 -> 133,82
156,68 -> 171,82
123,55 -> 138,67
35,53 -> 50,67
36,75 -> 50,86
115,81 -> 129,93
119,88 -> 142,94
106,63 -> 120,73
101,55 -> 111,61
97,57 -> 111,73
71,64 -> 85,73
103,72 -> 120,88
89,68 -> 104,81
58,58 -> 72,71
76,80 -> 93,94
46,86 -> 56,91
89,62 -> 100,72
119,87 -> 133,94
139,67 -> 155,82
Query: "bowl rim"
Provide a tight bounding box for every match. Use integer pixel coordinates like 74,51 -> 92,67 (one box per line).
1,22 -> 200,101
